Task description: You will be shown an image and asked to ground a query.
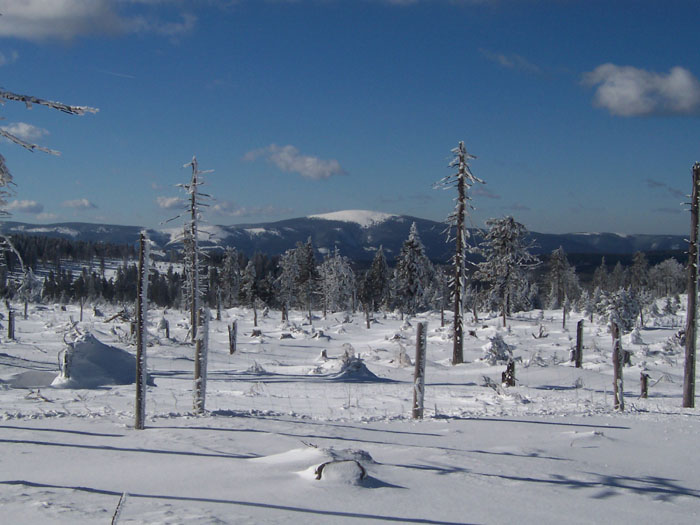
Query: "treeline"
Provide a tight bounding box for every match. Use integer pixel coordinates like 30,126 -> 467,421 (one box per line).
0,229 -> 689,324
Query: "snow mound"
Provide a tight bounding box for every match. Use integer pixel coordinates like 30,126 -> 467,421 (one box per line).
308,210 -> 397,228
329,355 -> 385,382
51,333 -> 154,389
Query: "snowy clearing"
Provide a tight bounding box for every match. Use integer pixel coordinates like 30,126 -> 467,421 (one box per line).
0,303 -> 698,524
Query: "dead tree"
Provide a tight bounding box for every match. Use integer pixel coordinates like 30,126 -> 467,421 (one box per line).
228,320 -> 237,355
574,319 -> 584,368
683,162 -> 700,408
135,232 -> 150,430
194,307 -> 209,414
611,322 -> 624,411
412,322 -> 428,419
640,372 -> 650,399
434,141 -> 484,365
502,360 -> 515,387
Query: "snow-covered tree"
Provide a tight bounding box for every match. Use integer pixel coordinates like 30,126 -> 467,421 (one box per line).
319,247 -> 355,315
219,247 -> 240,308
650,258 -> 685,297
359,246 -> 390,314
240,260 -> 258,325
393,222 -> 433,317
546,246 -> 579,308
592,257 -> 609,292
602,288 -> 641,333
296,238 -> 318,323
474,216 -> 538,327
277,248 -> 300,321
628,251 -> 649,293
434,141 -> 484,364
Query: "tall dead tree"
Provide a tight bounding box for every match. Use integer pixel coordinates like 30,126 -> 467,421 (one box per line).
435,141 -> 484,365
611,322 -> 624,411
167,156 -> 212,343
683,162 -> 700,408
135,232 -> 150,430
194,307 -> 209,414
412,322 -> 428,419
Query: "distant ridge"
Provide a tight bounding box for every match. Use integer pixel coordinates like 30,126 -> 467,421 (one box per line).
0,211 -> 687,262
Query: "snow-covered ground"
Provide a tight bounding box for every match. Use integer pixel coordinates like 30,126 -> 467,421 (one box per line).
1,303 -> 698,524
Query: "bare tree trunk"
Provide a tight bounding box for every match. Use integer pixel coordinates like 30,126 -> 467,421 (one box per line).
194,307 -> 209,414
216,289 -> 221,321
228,320 -> 237,355
23,300 -> 27,320
6,301 -> 14,341
683,162 -> 700,408
612,322 -> 624,411
640,372 -> 649,399
575,319 -> 584,368
135,232 -> 149,430
453,173 -> 465,365
412,322 -> 427,419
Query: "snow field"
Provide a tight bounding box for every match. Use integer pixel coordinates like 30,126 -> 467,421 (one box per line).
0,302 -> 698,523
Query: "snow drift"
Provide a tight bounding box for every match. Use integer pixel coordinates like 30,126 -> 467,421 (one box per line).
52,333 -> 154,389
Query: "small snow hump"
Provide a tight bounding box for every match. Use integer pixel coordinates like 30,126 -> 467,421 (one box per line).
314,459 -> 367,484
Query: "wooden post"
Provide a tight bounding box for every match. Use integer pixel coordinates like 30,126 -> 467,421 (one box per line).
640,372 -> 650,399
194,307 -> 209,414
135,232 -> 149,430
164,319 -> 170,339
575,319 -> 584,368
216,289 -> 222,321
611,322 -> 624,411
7,308 -> 14,340
23,300 -> 28,320
412,322 -> 428,419
228,320 -> 237,355
683,162 -> 700,408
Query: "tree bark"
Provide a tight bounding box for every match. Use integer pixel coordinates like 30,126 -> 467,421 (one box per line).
412,322 -> 427,419
135,232 -> 149,430
575,319 -> 583,368
612,322 -> 624,411
683,162 -> 700,408
194,307 -> 209,414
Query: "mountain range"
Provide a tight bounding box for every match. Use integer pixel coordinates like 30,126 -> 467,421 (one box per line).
0,210 -> 687,263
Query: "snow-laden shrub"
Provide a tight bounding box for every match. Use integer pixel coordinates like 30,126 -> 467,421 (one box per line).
602,288 -> 641,333
482,333 -> 514,365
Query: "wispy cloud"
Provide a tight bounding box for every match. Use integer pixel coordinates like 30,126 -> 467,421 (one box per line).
479,48 -> 541,74
7,200 -> 44,214
156,196 -> 185,209
0,122 -> 49,142
244,144 -> 347,180
582,64 -> 700,117
644,178 -> 685,200
0,0 -> 197,41
0,50 -> 18,66
62,198 -> 97,210
473,186 -> 501,199
652,207 -> 682,215
211,201 -> 293,218
37,212 -> 58,221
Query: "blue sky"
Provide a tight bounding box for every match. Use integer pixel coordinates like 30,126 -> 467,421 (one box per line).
0,0 -> 698,234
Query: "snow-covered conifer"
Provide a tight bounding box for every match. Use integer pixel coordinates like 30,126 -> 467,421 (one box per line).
434,141 -> 484,364
474,216 -> 538,327
393,222 -> 433,317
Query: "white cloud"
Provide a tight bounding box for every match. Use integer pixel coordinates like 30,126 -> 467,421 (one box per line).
7,200 -> 44,214
245,144 -> 346,180
479,48 -> 540,74
582,64 -> 700,117
211,201 -> 292,218
62,198 -> 97,209
0,0 -> 196,41
0,122 -> 49,142
0,50 -> 18,66
156,196 -> 185,209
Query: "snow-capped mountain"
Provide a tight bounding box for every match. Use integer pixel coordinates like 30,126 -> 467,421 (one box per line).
0,212 -> 687,262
